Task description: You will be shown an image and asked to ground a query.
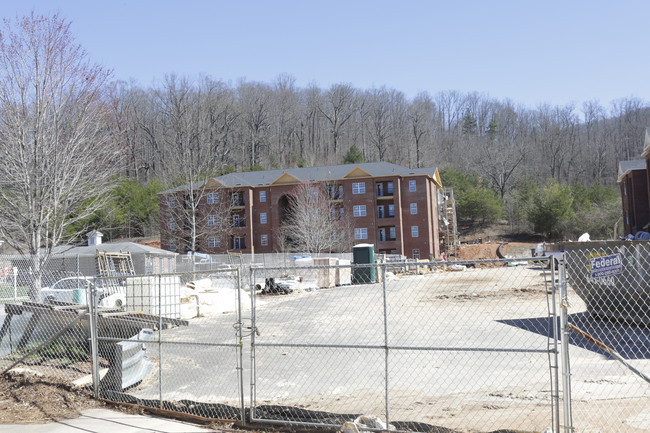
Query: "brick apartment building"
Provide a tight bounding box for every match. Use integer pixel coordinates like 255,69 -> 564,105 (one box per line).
159,162 -> 447,259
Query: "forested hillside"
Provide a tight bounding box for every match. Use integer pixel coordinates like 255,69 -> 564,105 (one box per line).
112,75 -> 650,188
103,74 -> 648,241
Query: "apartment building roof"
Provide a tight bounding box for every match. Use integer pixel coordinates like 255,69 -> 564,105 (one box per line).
161,162 -> 441,194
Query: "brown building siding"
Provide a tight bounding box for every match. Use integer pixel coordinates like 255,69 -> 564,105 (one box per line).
159,164 -> 443,259
620,169 -> 650,235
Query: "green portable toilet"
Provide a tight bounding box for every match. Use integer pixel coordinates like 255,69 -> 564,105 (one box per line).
353,243 -> 376,284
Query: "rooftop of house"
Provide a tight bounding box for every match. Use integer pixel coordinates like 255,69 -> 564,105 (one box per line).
161,162 -> 440,194
618,159 -> 647,182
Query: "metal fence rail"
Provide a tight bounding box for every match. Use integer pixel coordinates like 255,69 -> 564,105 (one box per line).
250,259 -> 561,433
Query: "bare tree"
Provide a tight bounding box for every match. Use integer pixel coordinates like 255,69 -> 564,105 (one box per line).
319,83 -> 357,157
408,92 -> 435,168
282,183 -> 353,254
0,13 -> 120,300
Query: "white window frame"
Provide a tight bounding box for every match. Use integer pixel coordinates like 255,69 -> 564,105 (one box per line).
409,180 -> 416,192
208,214 -> 218,226
169,239 -> 177,251
387,182 -> 394,194
410,203 -> 418,214
353,205 -> 367,217
208,237 -> 220,248
388,204 -> 395,217
207,193 -> 219,204
411,225 -> 419,237
260,212 -> 267,224
259,190 -> 266,202
354,228 -> 368,240
352,182 -> 366,194
389,226 -> 396,239
169,218 -> 176,230
168,197 -> 175,208
261,234 -> 268,246
413,249 -> 420,260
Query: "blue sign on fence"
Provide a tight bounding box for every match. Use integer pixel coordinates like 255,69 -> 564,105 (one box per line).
590,253 -> 622,278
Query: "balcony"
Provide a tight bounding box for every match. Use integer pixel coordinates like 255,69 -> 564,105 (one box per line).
231,198 -> 245,208
231,217 -> 246,228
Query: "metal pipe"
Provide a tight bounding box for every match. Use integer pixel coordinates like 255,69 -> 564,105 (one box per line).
89,280 -> 100,398
158,274 -> 163,410
249,265 -> 257,423
236,267 -> 246,425
558,256 -> 574,432
550,257 -> 561,433
382,263 -> 390,428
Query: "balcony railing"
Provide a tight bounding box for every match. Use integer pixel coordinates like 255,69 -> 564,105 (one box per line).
231,198 -> 245,207
231,218 -> 246,228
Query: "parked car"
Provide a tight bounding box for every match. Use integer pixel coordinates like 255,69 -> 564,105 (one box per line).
41,276 -> 125,308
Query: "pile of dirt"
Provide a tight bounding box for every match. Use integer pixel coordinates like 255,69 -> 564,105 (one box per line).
0,370 -> 105,424
456,242 -> 538,261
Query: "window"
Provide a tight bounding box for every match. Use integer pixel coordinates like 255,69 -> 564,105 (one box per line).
261,234 -> 268,246
260,212 -> 267,224
169,218 -> 176,230
352,182 -> 366,194
387,182 -> 394,194
208,215 -> 218,226
409,180 -> 416,192
410,203 -> 418,214
377,205 -> 384,218
353,205 -> 367,217
207,193 -> 219,204
388,204 -> 395,217
168,197 -> 175,208
377,183 -> 383,196
311,187 -> 318,198
411,225 -> 419,237
208,237 -> 220,248
413,249 -> 420,260
169,239 -> 176,251
354,228 -> 368,240
389,227 -> 396,239
259,191 -> 266,202
340,207 -> 344,220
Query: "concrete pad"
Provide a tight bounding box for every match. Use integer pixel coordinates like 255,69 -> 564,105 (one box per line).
0,408 -> 217,433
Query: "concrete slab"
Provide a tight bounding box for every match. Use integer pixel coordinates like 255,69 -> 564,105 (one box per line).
0,408 -> 217,433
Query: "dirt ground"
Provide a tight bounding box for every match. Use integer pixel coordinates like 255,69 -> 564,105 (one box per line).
0,369 -> 106,423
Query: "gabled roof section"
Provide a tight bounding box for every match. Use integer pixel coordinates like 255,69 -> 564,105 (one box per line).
433,168 -> 442,188
344,166 -> 372,178
204,178 -> 224,188
618,159 -> 647,182
271,172 -> 301,185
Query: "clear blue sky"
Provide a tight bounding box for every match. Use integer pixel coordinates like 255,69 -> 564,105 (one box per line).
3,0 -> 649,109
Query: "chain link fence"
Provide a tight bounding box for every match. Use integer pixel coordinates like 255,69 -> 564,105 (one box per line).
564,242 -> 650,433
250,259 -> 561,433
0,251 -> 648,432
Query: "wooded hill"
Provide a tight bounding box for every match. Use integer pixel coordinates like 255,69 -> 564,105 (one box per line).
113,75 -> 650,191
104,75 -> 646,241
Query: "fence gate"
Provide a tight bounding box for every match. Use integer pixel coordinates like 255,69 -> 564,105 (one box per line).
90,269 -> 246,422
250,259 -> 561,433
563,243 -> 650,433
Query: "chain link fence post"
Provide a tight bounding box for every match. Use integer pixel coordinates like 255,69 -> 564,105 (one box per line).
89,278 -> 100,398
558,255 -> 574,432
382,262 -> 390,428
